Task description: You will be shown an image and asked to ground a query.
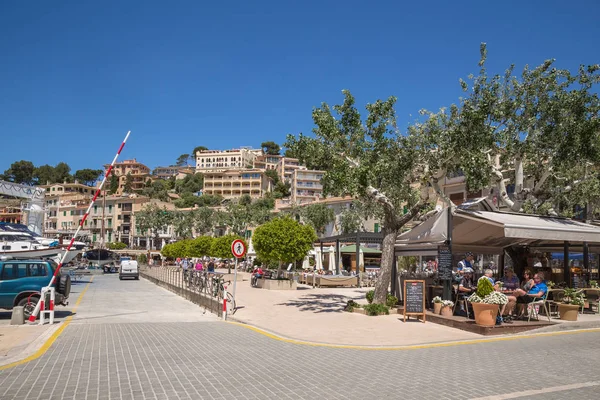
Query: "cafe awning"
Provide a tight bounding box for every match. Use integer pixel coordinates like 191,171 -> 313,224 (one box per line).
395,208 -> 600,255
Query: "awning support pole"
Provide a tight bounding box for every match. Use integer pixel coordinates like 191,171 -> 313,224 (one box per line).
443,207 -> 453,301
355,232 -> 360,286
563,242 -> 570,286
335,239 -> 340,275
583,241 -> 589,286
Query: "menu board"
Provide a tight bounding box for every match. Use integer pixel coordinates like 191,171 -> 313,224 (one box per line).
403,280 -> 426,323
437,245 -> 453,280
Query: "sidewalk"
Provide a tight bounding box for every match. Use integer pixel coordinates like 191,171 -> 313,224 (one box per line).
226,270 -> 481,346
0,323 -> 61,367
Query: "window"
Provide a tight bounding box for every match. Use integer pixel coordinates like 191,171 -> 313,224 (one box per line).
1,264 -> 17,280
94,206 -> 97,214
374,223 -> 380,233
28,263 -> 47,277
108,205 -> 112,213
63,211 -> 67,217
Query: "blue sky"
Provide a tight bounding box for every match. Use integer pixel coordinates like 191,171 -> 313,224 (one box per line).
1,0 -> 599,174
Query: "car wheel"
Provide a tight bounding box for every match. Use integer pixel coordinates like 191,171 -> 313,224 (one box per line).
17,296 -> 39,320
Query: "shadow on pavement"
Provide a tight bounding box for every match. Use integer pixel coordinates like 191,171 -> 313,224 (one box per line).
275,292 -> 366,313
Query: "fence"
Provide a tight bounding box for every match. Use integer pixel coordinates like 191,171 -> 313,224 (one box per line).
140,266 -> 223,317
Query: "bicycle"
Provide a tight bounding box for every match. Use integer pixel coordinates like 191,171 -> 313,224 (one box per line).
212,275 -> 236,312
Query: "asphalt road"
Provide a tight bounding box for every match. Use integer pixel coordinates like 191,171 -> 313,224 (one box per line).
0,275 -> 598,400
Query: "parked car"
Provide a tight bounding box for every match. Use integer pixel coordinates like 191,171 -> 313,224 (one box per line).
0,259 -> 71,319
119,259 -> 139,280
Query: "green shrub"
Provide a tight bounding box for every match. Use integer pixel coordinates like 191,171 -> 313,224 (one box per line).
363,303 -> 390,316
475,277 -> 494,298
386,294 -> 398,308
344,300 -> 361,312
138,254 -> 147,264
366,290 -> 375,304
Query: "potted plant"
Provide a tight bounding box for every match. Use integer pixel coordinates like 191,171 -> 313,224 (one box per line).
558,288 -> 585,321
440,300 -> 454,316
546,281 -> 556,289
432,296 -> 443,314
468,277 -> 508,327
590,280 -> 599,289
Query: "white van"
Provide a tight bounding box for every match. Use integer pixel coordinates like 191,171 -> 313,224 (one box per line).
119,259 -> 139,280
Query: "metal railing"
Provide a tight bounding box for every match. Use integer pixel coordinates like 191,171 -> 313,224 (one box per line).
140,266 -> 223,317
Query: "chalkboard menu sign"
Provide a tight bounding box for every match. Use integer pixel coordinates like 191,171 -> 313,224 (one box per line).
437,245 -> 453,281
403,280 -> 426,323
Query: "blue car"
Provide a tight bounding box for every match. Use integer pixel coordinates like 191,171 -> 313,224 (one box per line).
0,259 -> 71,319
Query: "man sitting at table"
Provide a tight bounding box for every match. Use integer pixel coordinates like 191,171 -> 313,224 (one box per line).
501,268 -> 520,291
504,272 -> 548,318
456,267 -> 476,316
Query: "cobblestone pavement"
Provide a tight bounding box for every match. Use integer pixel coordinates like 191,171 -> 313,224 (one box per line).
0,276 -> 598,400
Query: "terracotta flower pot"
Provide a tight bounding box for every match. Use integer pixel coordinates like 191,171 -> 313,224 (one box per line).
558,303 -> 579,321
440,305 -> 453,317
433,303 -> 442,314
471,302 -> 499,327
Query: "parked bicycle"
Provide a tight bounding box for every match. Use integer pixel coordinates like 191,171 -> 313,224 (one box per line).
212,275 -> 236,312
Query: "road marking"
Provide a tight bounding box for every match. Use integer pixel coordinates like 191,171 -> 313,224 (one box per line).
471,381 -> 600,399
226,321 -> 600,350
0,276 -> 94,371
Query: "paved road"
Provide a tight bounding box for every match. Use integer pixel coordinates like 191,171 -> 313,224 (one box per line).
0,275 -> 598,400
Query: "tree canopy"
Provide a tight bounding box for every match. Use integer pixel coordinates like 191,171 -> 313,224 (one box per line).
135,203 -> 173,249
299,203 -> 335,234
253,216 -> 317,267
261,141 -> 281,155
192,146 -> 208,157
210,234 -> 247,259
176,154 -> 191,166
73,169 -> 103,186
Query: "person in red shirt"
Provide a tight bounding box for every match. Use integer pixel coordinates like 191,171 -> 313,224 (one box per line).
251,266 -> 264,287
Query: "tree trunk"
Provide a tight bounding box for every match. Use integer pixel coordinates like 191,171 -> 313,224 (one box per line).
373,224 -> 399,304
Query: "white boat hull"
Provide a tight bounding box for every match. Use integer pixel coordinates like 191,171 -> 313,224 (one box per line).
0,247 -> 82,264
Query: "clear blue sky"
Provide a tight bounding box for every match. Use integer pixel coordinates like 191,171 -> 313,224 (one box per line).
1,0 -> 599,173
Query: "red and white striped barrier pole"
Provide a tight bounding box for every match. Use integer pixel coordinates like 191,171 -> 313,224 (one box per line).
223,284 -> 228,321
28,131 -> 131,323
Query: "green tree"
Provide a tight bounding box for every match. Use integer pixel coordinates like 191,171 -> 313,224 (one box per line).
33,164 -> 55,185
171,210 -> 195,239
253,216 -> 317,275
123,172 -> 134,193
52,162 -> 72,183
210,234 -> 247,272
109,172 -> 119,194
174,173 -> 203,194
338,204 -> 365,234
261,141 -> 281,155
135,203 -> 173,250
412,44 -> 600,218
188,236 -> 214,257
273,181 -> 291,199
176,154 -> 191,166
300,203 -> 335,234
285,90 -> 431,304
193,206 -> 216,235
142,179 -> 171,201
2,160 -> 36,184
74,169 -> 103,186
192,146 -> 209,158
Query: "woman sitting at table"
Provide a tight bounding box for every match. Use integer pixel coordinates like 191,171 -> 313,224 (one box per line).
521,269 -> 534,291
501,268 -> 520,291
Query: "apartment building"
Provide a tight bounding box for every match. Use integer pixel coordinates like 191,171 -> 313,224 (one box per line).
88,195 -> 175,248
0,200 -> 22,224
41,182 -> 96,236
202,169 -> 271,199
152,166 -> 196,180
195,147 -> 262,173
104,159 -> 151,195
291,169 -> 324,204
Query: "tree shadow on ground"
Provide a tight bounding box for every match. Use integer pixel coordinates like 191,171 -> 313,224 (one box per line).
275,291 -> 367,313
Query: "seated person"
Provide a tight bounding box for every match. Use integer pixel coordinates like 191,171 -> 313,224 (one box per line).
483,268 -> 496,286
251,266 -> 264,287
505,272 -> 548,318
456,268 -> 475,316
501,268 -> 520,291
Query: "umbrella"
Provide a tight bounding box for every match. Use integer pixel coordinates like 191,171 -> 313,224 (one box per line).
315,248 -> 323,270
358,248 -> 364,273
302,256 -> 310,270
328,246 -> 336,273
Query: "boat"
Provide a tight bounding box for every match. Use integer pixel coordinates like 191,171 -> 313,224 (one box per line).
0,231 -> 82,264
0,223 -> 87,250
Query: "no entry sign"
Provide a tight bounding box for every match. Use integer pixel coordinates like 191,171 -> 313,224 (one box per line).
231,239 -> 246,258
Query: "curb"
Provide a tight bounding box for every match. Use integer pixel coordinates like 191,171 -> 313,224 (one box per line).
225,318 -> 600,350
